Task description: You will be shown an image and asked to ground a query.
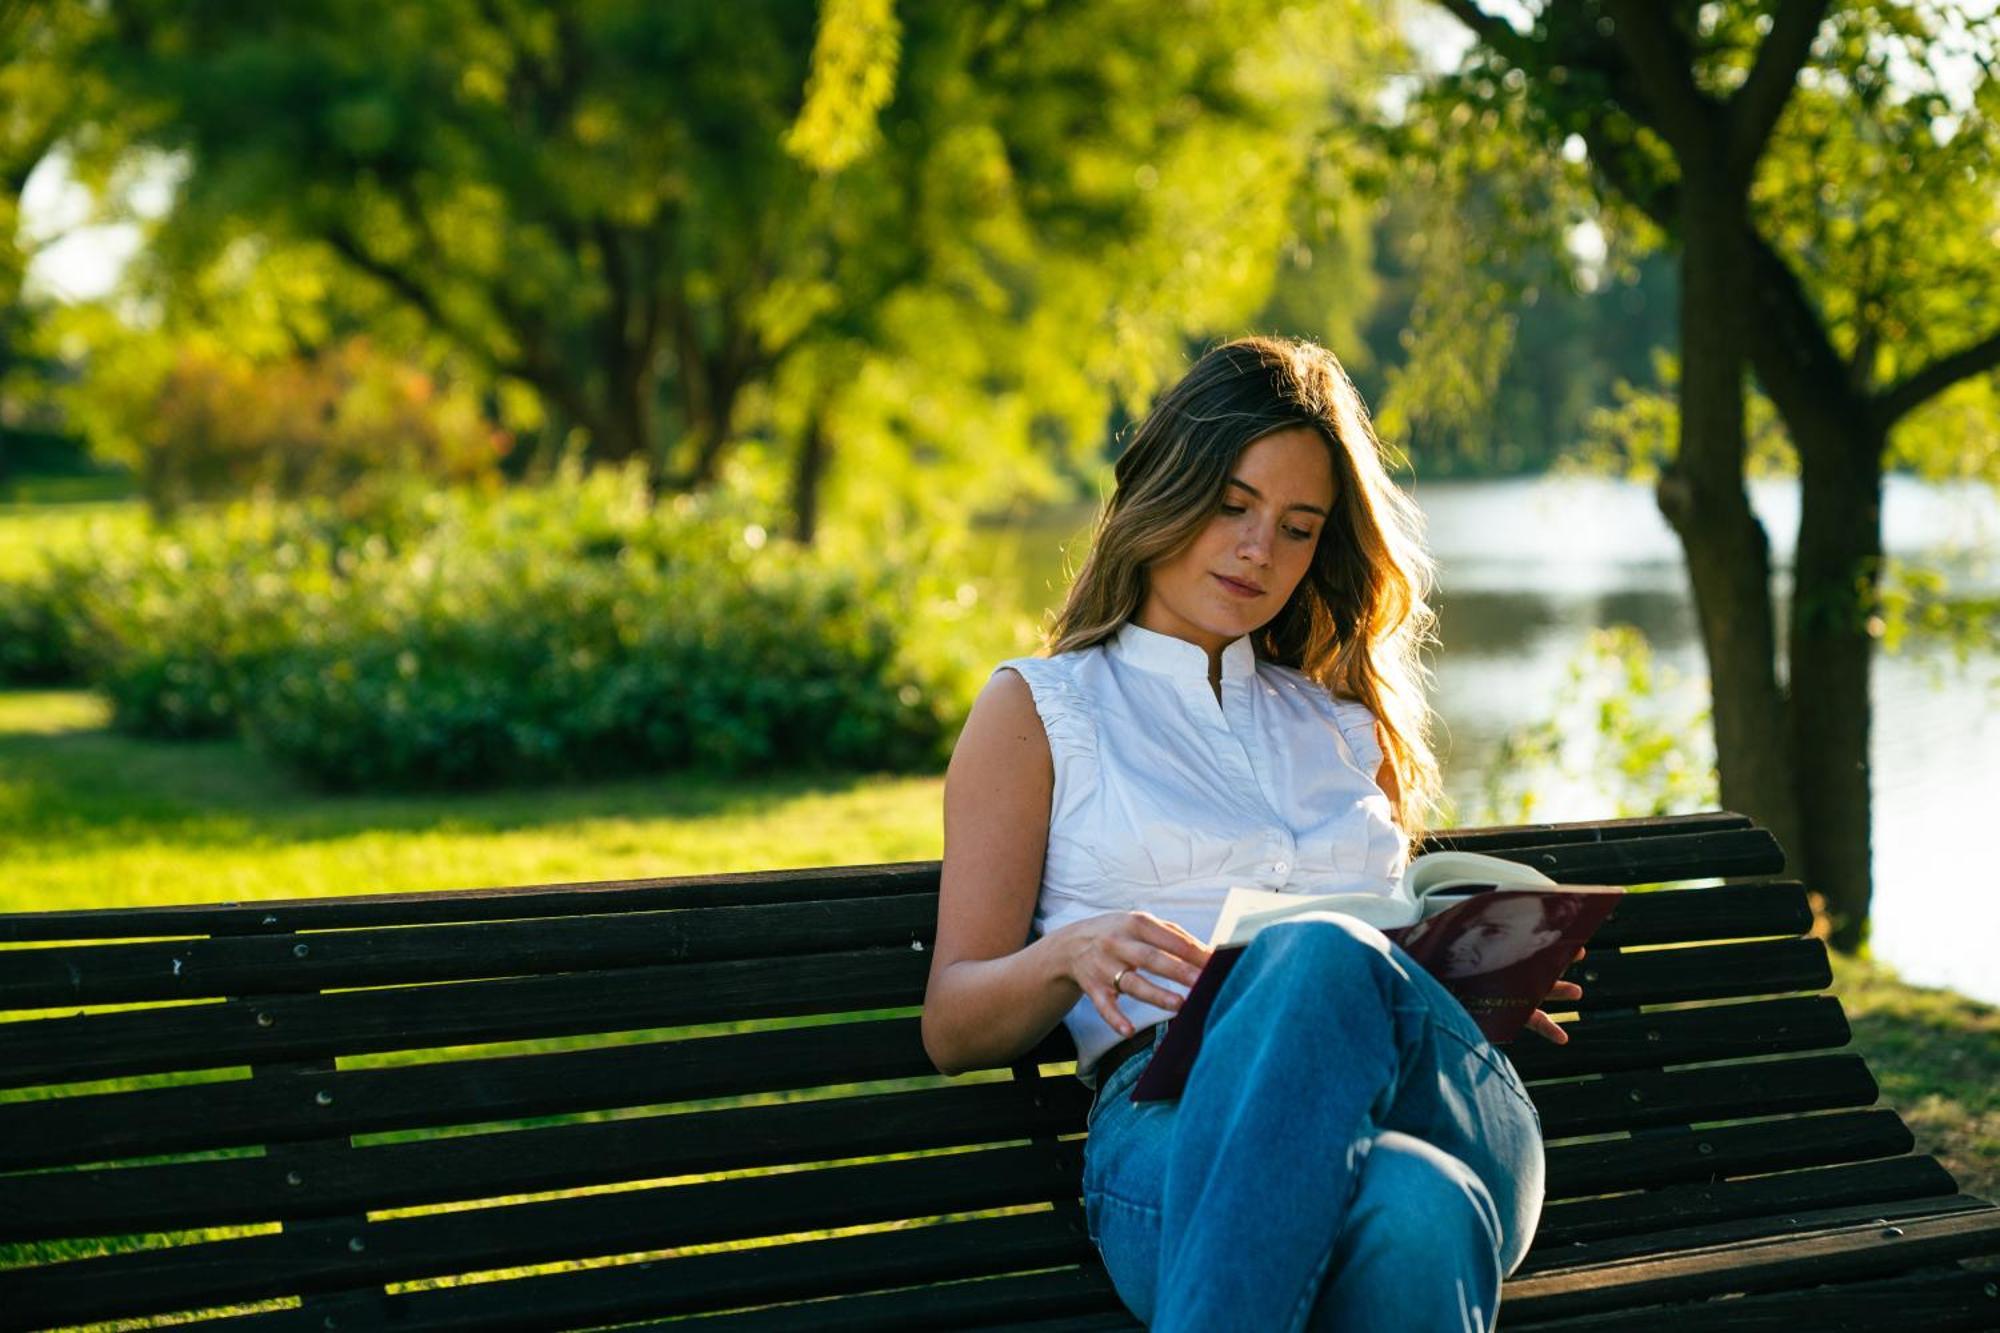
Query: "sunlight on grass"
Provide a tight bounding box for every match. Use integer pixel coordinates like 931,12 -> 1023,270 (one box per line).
0,500 -> 144,579
0,689 -> 946,914
1831,951 -> 1999,1201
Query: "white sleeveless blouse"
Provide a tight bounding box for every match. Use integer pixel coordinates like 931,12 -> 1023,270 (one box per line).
997,620 -> 1408,1088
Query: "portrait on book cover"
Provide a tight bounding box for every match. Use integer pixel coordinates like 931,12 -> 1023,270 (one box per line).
1400,891 -> 1589,980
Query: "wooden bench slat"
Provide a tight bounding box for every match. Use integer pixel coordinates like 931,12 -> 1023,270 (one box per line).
1501,828 -> 1785,885
0,949 -> 933,1090
0,994 -> 1853,1175
0,1140 -> 1091,1327
0,931 -> 1828,1093
0,880 -> 1815,1012
1532,1054 -> 1879,1138
2,1080 -> 1086,1241
1509,1265 -> 2000,1332
7,1080 -> 1909,1246
0,898 -> 937,1009
0,1119 -> 1930,1324
1508,1206 -> 2000,1321
1505,995 -> 1850,1081
1519,1193 -> 1999,1276
202,1212 -> 1101,1333
0,864 -> 944,943
1425,811 -> 1753,852
1588,881 -> 1813,949
0,1017 -> 940,1171
1567,936 -> 1830,1010
1535,1157 -> 1963,1248
1544,1109 -> 1914,1198
656,1268 -> 1128,1332
0,812 -> 1751,945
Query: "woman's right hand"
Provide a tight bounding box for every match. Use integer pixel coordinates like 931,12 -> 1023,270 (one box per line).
1058,911 -> 1214,1037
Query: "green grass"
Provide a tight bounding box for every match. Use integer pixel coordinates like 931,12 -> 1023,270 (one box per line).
0,498 -> 145,579
1828,951 -> 2000,1202
0,690 -> 948,916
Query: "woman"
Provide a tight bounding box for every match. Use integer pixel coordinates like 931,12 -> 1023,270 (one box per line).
920,336 -> 1578,1331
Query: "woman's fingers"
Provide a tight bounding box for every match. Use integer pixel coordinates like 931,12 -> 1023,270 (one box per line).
1547,979 -> 1583,1001
1526,1009 -> 1569,1044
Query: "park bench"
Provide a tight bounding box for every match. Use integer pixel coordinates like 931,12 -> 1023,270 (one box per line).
2,809 -> 1997,1329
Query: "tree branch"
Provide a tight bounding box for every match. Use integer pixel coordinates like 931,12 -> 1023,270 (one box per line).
1726,0 -> 1829,181
1875,326 -> 2000,430
1431,0 -> 1540,68
1600,0 -> 1717,159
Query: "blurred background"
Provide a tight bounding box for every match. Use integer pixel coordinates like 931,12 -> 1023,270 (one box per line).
0,0 -> 1995,1009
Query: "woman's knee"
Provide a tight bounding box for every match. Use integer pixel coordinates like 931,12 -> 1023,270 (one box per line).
1240,914 -> 1401,999
1350,1131 -> 1503,1255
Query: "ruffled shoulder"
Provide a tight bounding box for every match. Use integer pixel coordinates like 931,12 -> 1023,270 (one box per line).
992,654 -> 1096,765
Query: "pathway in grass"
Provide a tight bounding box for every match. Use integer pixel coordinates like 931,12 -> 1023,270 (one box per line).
0,689 -> 946,914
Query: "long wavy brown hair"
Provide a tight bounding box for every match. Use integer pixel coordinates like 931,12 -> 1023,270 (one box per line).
1048,335 -> 1442,843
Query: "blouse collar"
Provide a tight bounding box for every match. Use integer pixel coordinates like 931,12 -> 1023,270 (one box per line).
1110,620 -> 1258,683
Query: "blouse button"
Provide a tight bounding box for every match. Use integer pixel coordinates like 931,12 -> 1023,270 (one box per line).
1273,860 -> 1289,874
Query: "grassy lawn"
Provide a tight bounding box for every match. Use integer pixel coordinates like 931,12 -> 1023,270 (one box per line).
0,499 -> 145,579
0,691 -> 948,914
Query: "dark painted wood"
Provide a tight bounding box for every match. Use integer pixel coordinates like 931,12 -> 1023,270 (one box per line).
652,1268 -> 1129,1331
0,812 -> 1762,945
4,812 -> 1995,1331
211,1211 -> 1100,1333
1,1140 -> 1089,1326
0,880 -> 1815,1012
0,930 -> 1827,1094
0,1016 -> 962,1172
4,1080 -> 1089,1241
1529,1054 -> 1879,1138
0,896 -> 939,1009
1518,1194 -> 1999,1276
1507,1208 -> 2000,1320
1534,1157 -> 1962,1247
0,948 -> 933,1089
0,992 -> 1851,1176
1504,995 -> 1850,1081
1542,1109 -> 1913,1198
1508,1265 -> 2000,1331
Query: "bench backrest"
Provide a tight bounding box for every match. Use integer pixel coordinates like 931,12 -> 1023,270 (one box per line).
0,812 -> 1951,1330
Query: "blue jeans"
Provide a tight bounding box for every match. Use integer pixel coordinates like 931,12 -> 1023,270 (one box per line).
1081,914 -> 1546,1331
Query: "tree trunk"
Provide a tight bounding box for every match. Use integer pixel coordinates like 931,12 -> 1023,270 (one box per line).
790,408 -> 830,546
1657,181 -> 1804,868
1787,421 -> 1884,949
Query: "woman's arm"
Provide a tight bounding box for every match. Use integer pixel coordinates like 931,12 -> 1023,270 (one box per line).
923,669 -> 1213,1076
921,669 -> 1086,1077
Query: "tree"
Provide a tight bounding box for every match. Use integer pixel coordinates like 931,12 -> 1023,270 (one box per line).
0,0 -> 107,488
91,0 -> 1396,541
1423,0 -> 2000,947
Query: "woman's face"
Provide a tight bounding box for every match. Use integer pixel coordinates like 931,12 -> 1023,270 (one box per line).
1136,426 -> 1336,658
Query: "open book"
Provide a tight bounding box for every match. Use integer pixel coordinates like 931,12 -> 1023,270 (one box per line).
1126,851 -> 1622,1103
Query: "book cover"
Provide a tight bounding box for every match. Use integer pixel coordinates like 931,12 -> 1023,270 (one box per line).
1127,883 -> 1621,1104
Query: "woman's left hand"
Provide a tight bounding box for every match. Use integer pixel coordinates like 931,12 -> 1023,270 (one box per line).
1525,947 -> 1587,1045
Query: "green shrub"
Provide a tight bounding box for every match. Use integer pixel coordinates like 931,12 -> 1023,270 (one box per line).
71,468 -> 972,786
0,563 -> 90,685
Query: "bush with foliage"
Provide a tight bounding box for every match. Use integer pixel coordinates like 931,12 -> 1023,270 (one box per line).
67,468 -> 974,786
76,333 -> 510,519
0,560 -> 91,685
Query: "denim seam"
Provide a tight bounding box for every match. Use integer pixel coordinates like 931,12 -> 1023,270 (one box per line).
1087,1181 -> 1162,1218
1433,1023 -> 1539,1118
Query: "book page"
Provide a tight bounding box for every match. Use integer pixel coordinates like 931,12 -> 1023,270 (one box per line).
1212,885 -> 1418,948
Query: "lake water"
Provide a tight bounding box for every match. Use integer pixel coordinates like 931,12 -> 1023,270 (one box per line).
983,475 -> 2000,1003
